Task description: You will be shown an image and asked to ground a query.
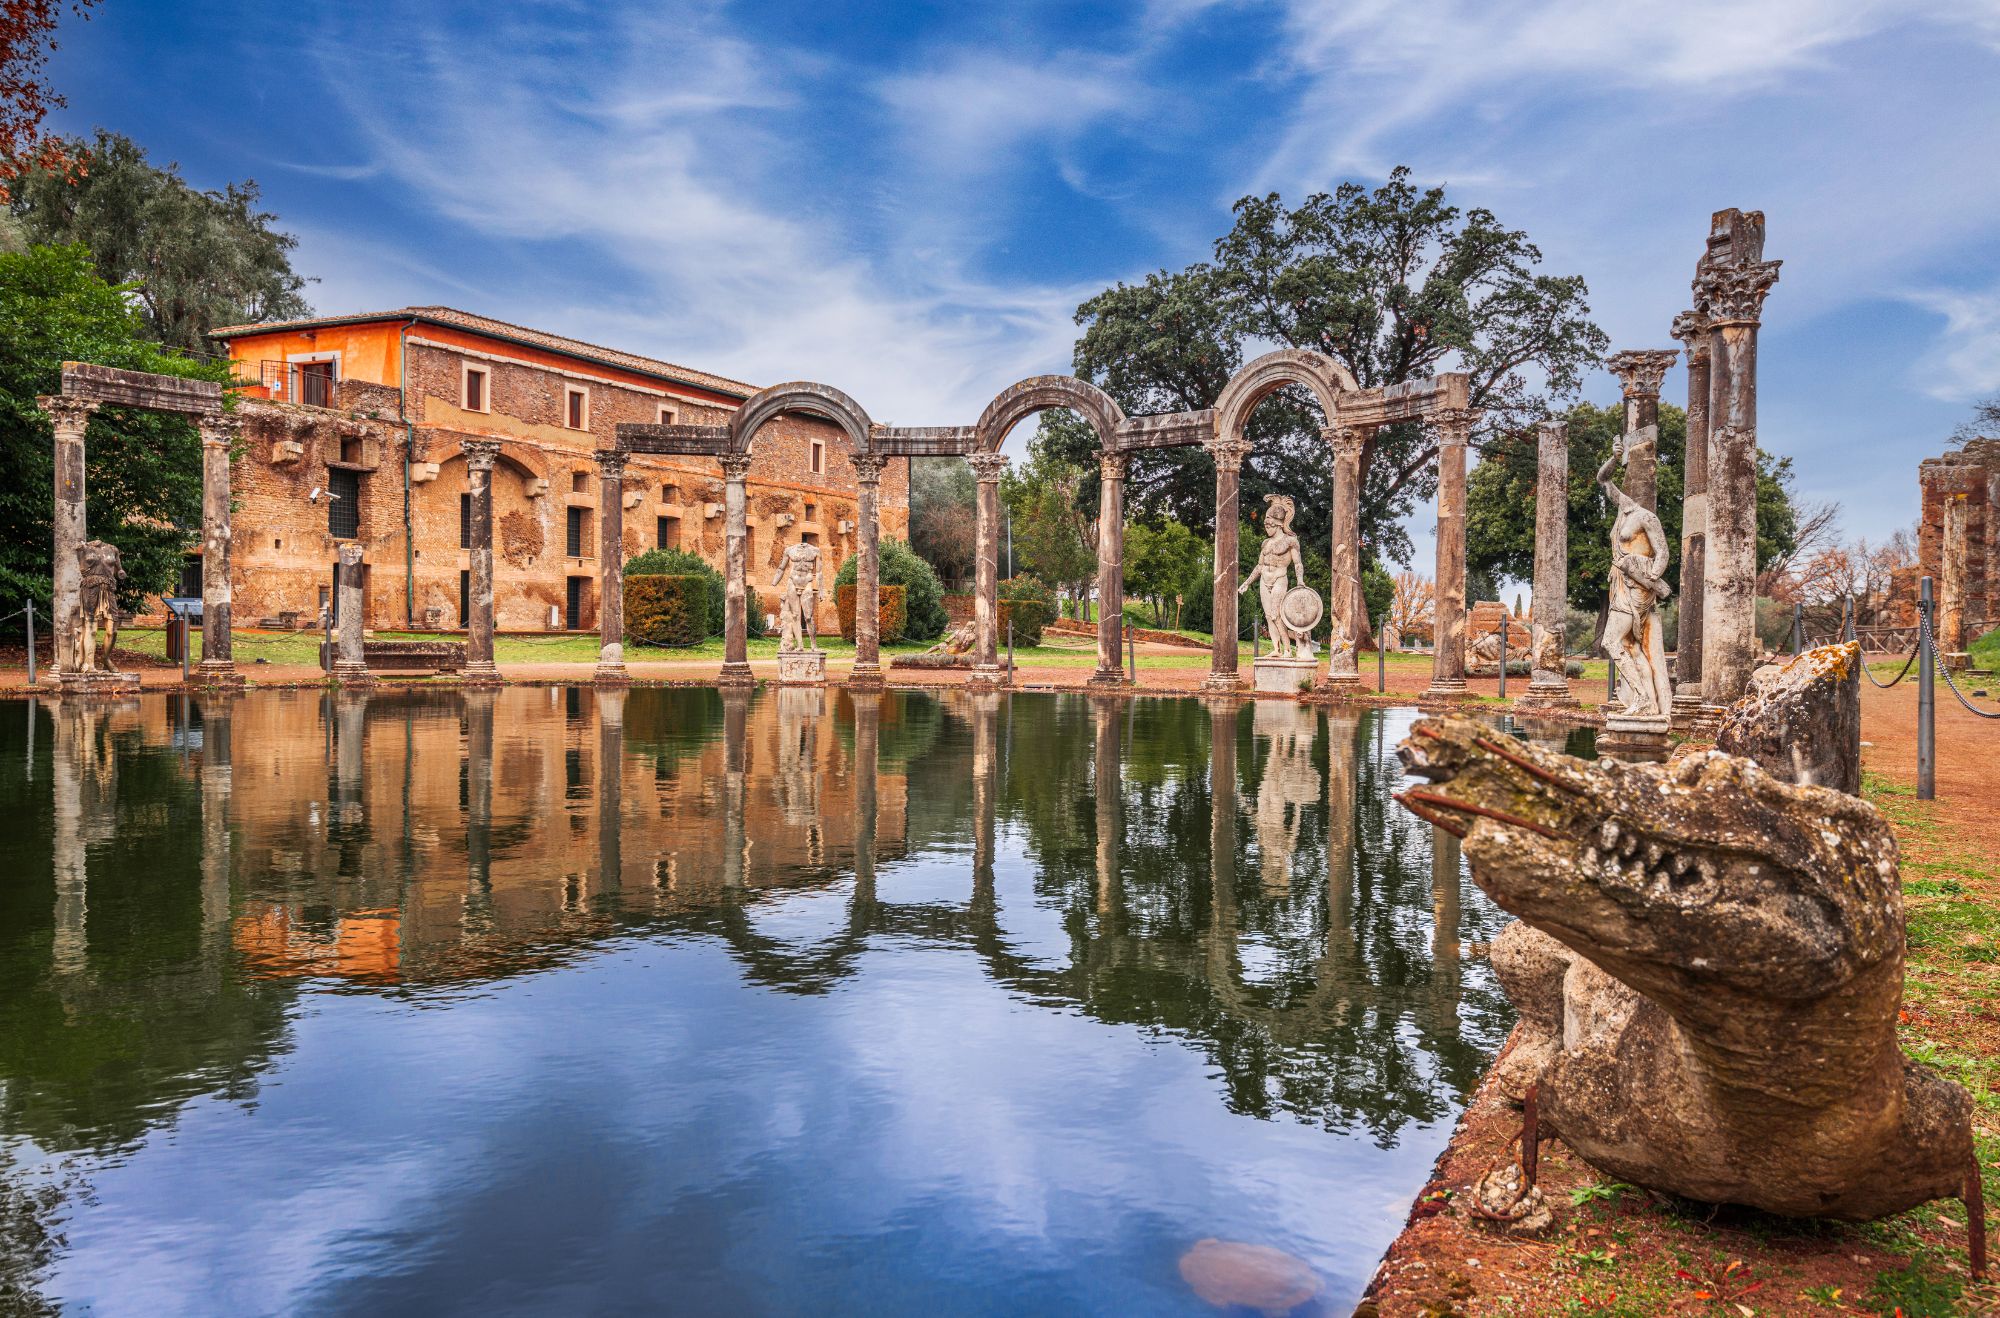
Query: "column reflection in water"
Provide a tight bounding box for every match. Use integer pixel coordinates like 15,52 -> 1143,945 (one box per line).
722,688 -> 752,890
1322,710 -> 1360,994
1207,698 -> 1241,989
969,691 -> 1001,909
851,689 -> 880,903
1090,695 -> 1123,927
464,687 -> 496,930
1429,826 -> 1463,1031
198,695 -> 234,948
332,692 -> 367,832
50,701 -> 95,979
1251,700 -> 1318,896
598,688 -> 625,894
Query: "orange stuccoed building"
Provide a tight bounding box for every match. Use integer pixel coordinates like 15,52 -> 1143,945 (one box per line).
209,307 -> 906,634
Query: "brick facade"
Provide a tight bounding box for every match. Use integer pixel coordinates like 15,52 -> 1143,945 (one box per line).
210,309 -> 907,635
1917,439 -> 2000,637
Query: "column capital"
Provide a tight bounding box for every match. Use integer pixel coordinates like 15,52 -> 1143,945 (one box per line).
37,396 -> 99,432
593,448 -> 628,479
1698,259 -> 1782,327
1671,310 -> 1710,358
196,413 -> 241,448
966,451 -> 1010,483
1321,425 -> 1369,459
1605,349 -> 1680,400
850,452 -> 889,484
1098,450 -> 1129,481
720,451 -> 755,482
462,437 -> 501,471
1428,407 -> 1479,446
1206,437 -> 1254,471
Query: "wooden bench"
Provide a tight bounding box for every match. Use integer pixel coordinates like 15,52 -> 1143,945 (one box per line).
361,639 -> 466,673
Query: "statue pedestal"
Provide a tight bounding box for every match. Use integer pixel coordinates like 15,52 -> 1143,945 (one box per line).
55,668 -> 142,698
1600,712 -> 1672,763
1252,656 -> 1319,695
778,649 -> 827,685
1515,678 -> 1579,711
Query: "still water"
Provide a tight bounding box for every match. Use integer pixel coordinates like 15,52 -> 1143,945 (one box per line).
0,688 -> 1585,1316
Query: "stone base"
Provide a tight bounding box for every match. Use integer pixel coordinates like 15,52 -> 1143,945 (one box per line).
1313,671 -> 1363,699
1253,656 -> 1320,695
193,659 -> 245,689
1198,670 -> 1246,695
331,661 -> 375,688
778,649 -> 828,685
966,662 -> 1008,688
1945,652 -> 1972,672
1669,689 -> 1705,732
717,661 -> 757,688
1515,680 -> 1579,711
845,662 -> 884,691
1421,676 -> 1471,703
55,668 -> 142,697
1682,701 -> 1728,740
461,660 -> 505,687
1599,713 -> 1673,763
592,662 -> 632,686
1086,666 -> 1130,689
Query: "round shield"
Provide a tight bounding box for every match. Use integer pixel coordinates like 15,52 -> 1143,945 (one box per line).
1280,585 -> 1323,634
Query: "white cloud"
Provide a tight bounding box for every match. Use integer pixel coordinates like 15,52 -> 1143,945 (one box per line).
1905,283 -> 2000,401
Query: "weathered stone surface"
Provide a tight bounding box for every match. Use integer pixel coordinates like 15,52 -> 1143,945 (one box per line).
1396,713 -> 1971,1220
1426,408 -> 1477,697
1252,656 -> 1318,694
776,648 -> 826,685
1488,921 -> 1572,1100
1716,641 -> 1862,795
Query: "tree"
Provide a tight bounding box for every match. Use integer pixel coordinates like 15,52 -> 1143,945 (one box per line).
1,243 -> 232,611
1464,401 -> 1801,623
834,537 -> 946,641
9,130 -> 310,350
1040,167 -> 1608,567
1391,572 -> 1435,641
1001,436 -> 1098,617
0,0 -> 98,203
1123,519 -> 1208,628
1951,395 -> 2000,445
907,456 -> 976,589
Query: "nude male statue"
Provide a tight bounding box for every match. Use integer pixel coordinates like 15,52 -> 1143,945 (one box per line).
1597,451 -> 1674,717
770,540 -> 822,651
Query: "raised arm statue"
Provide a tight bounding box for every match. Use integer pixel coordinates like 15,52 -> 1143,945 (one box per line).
1596,451 -> 1673,717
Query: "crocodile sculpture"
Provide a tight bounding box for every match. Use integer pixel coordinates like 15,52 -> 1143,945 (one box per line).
1396,713 -> 1970,1220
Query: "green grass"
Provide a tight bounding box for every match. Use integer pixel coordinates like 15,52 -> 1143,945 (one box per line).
1971,624 -> 2000,673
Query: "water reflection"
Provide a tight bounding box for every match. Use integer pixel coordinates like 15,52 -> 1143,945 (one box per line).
0,687 -> 1521,1315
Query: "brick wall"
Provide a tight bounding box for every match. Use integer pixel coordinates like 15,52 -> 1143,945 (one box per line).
1918,441 -> 2000,635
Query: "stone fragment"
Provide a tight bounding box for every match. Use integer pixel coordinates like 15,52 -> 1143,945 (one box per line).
1715,641 -> 1861,795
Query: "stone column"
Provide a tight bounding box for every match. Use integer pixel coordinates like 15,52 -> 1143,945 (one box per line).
597,687 -> 625,889
332,542 -> 372,686
1942,494 -> 1970,658
849,453 -> 889,691
40,396 -> 98,685
1698,258 -> 1782,711
594,449 -> 629,684
1519,419 -> 1578,708
718,452 -> 756,687
1319,424 -> 1368,694
1425,408 -> 1478,699
968,451 -> 1009,686
1671,312 -> 1712,720
1090,451 -> 1129,688
196,415 -> 243,687
1606,350 -> 1678,515
462,439 -> 502,685
1203,438 -> 1253,692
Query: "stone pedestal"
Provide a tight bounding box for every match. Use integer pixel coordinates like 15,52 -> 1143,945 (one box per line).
1515,680 -> 1579,712
194,657 -> 245,690
57,669 -> 142,698
1252,656 -> 1318,695
967,662 -> 1008,688
778,649 -> 827,685
1669,689 -> 1706,731
1599,713 -> 1673,763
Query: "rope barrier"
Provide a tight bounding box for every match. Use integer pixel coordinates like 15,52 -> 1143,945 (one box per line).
1925,616 -> 2000,720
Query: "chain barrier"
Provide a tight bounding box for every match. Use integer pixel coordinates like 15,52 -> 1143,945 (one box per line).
1925,615 -> 2000,720
1860,644 -> 1921,690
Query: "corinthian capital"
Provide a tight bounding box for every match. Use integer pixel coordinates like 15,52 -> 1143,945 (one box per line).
1671,310 -> 1710,358
1322,425 -> 1369,461
849,452 -> 889,484
1428,407 -> 1478,446
462,437 -> 501,471
196,414 -> 241,448
720,452 -> 755,482
37,396 -> 99,434
1206,437 -> 1253,472
966,451 -> 1010,483
1699,260 -> 1782,327
1605,349 -> 1680,400
593,448 -> 629,479
1099,451 -> 1130,481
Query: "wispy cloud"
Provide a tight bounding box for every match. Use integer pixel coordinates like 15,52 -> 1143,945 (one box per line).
1904,282 -> 2000,401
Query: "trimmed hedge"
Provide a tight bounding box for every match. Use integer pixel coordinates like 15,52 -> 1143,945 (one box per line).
833,538 -> 945,640
836,583 -> 907,643
998,575 -> 1055,646
626,574 -> 710,647
623,547 -> 764,639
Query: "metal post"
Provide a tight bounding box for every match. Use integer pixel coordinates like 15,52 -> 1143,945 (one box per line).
1843,594 -> 1856,643
1498,614 -> 1509,700
323,606 -> 334,676
25,599 -> 35,688
1378,633 -> 1386,692
1606,656 -> 1616,704
1127,631 -> 1136,685
1006,618 -> 1015,680
180,605 -> 190,684
1919,576 -> 1936,802
1792,601 -> 1804,655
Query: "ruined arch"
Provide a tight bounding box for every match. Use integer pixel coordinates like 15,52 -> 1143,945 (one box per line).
730,382 -> 874,454
973,375 -> 1126,454
1211,349 -> 1359,443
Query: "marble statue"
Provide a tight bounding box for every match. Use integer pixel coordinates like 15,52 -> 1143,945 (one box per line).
926,619 -> 978,656
74,539 -> 125,674
1597,451 -> 1674,718
770,540 -> 822,651
1241,495 -> 1314,660
1379,621 -> 1401,654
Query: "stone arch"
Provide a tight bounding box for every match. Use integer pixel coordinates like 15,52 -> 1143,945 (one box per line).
1212,349 -> 1359,442
730,382 -> 873,454
973,375 -> 1125,454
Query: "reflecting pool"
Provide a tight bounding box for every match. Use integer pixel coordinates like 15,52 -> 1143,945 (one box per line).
0,688 -> 1587,1316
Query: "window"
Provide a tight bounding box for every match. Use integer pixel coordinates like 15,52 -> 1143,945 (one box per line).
658,406 -> 676,426
657,515 -> 680,550
298,359 -> 334,408
566,506 -> 587,557
340,436 -> 364,465
328,468 -> 360,539
460,493 -> 473,549
463,365 -> 489,412
809,437 -> 825,475
571,471 -> 589,494
662,481 -> 679,503
565,386 -> 589,430
803,501 -> 816,522
566,577 -> 585,630
177,556 -> 202,599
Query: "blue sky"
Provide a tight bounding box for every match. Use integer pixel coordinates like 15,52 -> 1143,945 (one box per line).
43,0 -> 2000,558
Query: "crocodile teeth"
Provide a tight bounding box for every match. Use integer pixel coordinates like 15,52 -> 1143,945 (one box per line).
1670,853 -> 1693,876
1645,842 -> 1664,867
1600,820 -> 1620,851
1619,832 -> 1641,859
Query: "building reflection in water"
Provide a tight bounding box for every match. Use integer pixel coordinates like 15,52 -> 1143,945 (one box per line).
2,686 -> 1511,1158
